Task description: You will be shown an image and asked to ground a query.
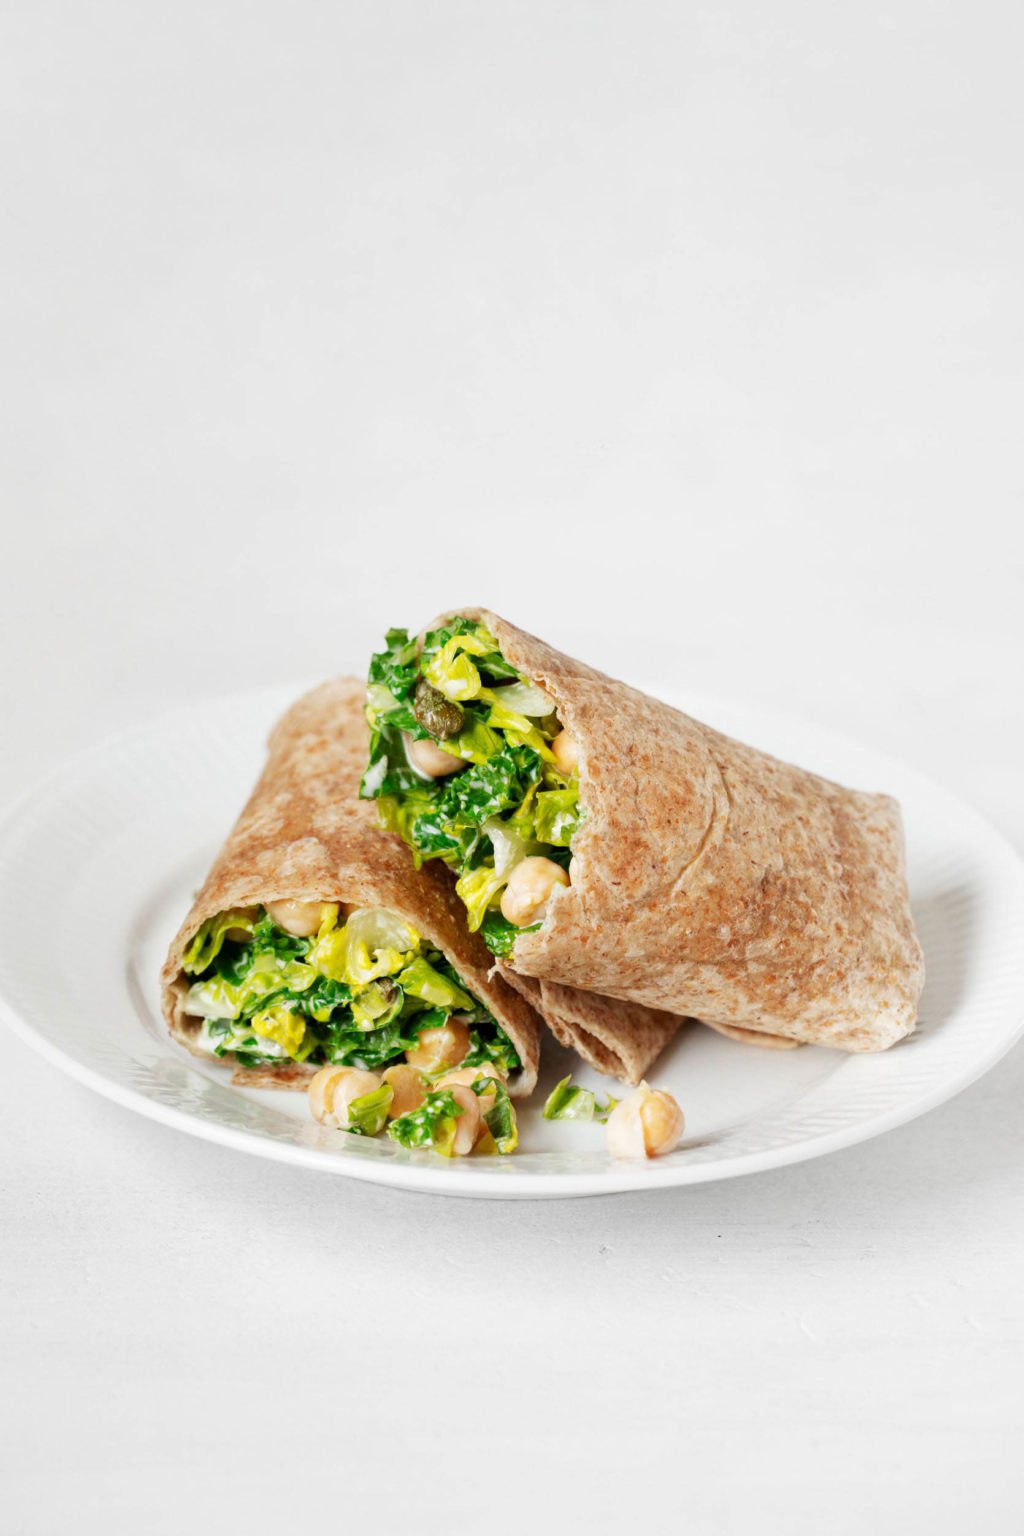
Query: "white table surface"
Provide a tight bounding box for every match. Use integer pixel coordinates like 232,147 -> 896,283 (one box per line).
2,3 -> 1022,1531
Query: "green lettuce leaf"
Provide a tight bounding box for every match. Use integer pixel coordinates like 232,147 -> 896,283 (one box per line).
250,1003 -> 315,1061
421,619 -> 520,682
479,911 -> 539,957
408,809 -> 480,868
425,639 -> 485,701
212,939 -> 256,987
534,781 -> 583,847
346,1083 -> 394,1136
454,864 -> 506,932
182,910 -> 257,975
420,622 -> 519,703
367,628 -> 422,702
432,744 -> 543,828
184,953 -> 318,1022
375,792 -> 436,862
251,912 -> 313,962
302,976 -> 353,1022
485,702 -> 556,761
443,716 -> 504,766
474,1076 -> 518,1154
387,1088 -> 463,1156
464,1024 -> 522,1076
397,957 -> 474,1012
310,908 -> 419,987
317,1016 -> 421,1070
542,1075 -> 619,1124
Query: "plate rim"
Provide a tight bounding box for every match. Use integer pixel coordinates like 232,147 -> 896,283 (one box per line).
0,681 -> 1021,1200
3,984 -> 1023,1198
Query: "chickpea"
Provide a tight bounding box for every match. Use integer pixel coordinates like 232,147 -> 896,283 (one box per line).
500,857 -> 570,928
382,1064 -> 427,1119
308,1066 -> 384,1130
404,1018 -> 472,1073
437,1065 -> 501,1114
447,1083 -> 484,1156
267,899 -> 324,937
605,1083 -> 685,1160
405,733 -> 467,779
551,729 -> 579,776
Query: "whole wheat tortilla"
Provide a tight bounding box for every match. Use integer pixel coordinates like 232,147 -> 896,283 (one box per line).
702,1021 -> 800,1051
428,609 -> 925,1051
161,679 -> 542,1095
499,970 -> 682,1084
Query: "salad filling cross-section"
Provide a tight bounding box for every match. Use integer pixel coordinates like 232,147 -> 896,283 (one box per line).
360,618 -> 583,956
180,900 -> 522,1077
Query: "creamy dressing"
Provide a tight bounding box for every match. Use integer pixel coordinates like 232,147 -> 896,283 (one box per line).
193,1019 -> 288,1060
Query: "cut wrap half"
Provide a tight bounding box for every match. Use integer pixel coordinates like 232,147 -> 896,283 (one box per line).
161,679 -> 542,1096
360,612 -> 925,1051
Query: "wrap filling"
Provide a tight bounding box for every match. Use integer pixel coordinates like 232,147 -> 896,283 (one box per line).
180,901 -> 522,1076
360,618 -> 582,956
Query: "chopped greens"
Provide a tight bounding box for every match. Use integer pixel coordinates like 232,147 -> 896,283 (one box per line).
479,911 -> 539,958
361,618 -> 583,954
182,909 -> 256,974
347,1083 -> 394,1137
463,1024 -> 522,1078
385,1077 -> 518,1157
181,903 -> 520,1077
543,1075 -> 620,1124
388,1089 -> 463,1157
474,1075 -> 519,1155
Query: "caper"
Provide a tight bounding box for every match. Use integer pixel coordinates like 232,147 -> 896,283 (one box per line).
353,976 -> 404,1025
362,977 -> 399,1016
413,679 -> 465,741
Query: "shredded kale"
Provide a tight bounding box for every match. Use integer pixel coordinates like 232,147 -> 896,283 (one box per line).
184,905 -> 518,1075
543,1075 -> 619,1124
388,1089 -> 463,1155
361,618 -> 582,942
479,912 -> 539,958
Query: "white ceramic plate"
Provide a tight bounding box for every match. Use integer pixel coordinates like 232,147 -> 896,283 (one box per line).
0,683 -> 1021,1199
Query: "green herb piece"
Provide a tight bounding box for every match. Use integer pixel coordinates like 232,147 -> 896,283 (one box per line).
387,1089 -> 463,1157
463,1024 -> 521,1077
249,1003 -> 314,1061
474,1076 -> 518,1154
480,912 -> 540,957
396,957 -> 474,1012
543,1075 -> 619,1124
346,1083 -> 394,1136
534,782 -> 584,847
367,628 -> 422,702
182,910 -> 257,974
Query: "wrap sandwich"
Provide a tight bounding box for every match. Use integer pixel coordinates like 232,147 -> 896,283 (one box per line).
161,679 -> 542,1097
360,612 -> 925,1051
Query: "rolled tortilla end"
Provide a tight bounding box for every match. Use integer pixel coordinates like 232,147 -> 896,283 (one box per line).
701,1020 -> 802,1051
500,970 -> 681,1085
430,608 -> 924,1053
160,679 -> 542,1096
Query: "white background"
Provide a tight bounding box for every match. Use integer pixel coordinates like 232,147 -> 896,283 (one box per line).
2,3 -> 1023,1532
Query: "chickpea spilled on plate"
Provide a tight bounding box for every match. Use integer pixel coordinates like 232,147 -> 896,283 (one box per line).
605,1083 -> 685,1160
